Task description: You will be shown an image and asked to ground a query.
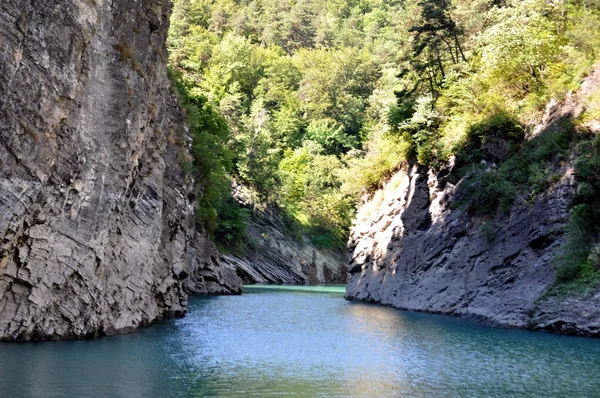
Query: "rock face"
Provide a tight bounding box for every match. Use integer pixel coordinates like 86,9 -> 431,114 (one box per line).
0,0 -> 240,341
222,206 -> 347,284
346,69 -> 600,335
346,164 -> 572,329
533,294 -> 600,336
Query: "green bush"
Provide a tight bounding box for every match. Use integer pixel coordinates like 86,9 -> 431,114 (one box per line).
589,244 -> 600,270
339,130 -> 409,195
169,68 -> 248,248
213,197 -> 250,253
306,224 -> 345,250
456,112 -> 524,165
454,111 -> 578,218
394,94 -> 442,166
462,167 -> 517,216
554,133 -> 600,286
480,221 -> 497,243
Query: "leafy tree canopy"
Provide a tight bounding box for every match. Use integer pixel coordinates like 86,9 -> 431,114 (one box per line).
168,0 -> 600,255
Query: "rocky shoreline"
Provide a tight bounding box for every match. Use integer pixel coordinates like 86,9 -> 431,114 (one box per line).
346,68 -> 600,337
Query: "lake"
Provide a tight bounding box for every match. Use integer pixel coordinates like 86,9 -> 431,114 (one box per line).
1,285 -> 599,397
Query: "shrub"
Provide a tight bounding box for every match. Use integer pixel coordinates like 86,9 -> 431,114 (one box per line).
454,111 -> 578,217
480,221 -> 497,243
455,112 -> 524,166
306,223 -> 345,249
462,167 -> 517,216
213,197 -> 250,253
554,133 -> 600,286
589,244 -> 600,270
394,94 -> 442,166
339,130 -> 409,195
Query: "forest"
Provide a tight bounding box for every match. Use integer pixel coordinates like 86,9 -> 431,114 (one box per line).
168,0 -> 600,288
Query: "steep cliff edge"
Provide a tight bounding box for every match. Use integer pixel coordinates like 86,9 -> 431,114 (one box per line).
0,0 -> 240,341
346,69 -> 600,336
222,204 -> 347,285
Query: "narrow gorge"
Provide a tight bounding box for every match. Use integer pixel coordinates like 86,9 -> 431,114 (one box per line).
1,0 -> 599,345
2,1 -> 600,396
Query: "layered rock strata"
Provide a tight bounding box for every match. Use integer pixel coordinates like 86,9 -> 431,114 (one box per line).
0,0 -> 240,341
346,163 -> 572,329
222,206 -> 347,285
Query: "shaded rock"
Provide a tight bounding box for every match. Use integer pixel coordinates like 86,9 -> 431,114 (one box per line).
346,160 -> 572,331
221,205 -> 347,285
532,294 -> 600,337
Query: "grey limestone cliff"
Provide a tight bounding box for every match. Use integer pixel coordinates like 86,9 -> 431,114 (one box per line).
346,163 -> 571,329
222,203 -> 347,285
0,0 -> 240,341
346,69 -> 600,336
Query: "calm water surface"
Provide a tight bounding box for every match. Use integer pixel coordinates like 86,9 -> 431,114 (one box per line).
1,285 -> 600,397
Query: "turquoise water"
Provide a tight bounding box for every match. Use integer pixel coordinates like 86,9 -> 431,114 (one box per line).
1,285 -> 600,397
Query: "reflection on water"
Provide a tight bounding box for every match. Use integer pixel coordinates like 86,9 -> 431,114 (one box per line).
1,285 -> 600,397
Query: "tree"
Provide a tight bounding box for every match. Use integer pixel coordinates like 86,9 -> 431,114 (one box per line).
406,0 -> 467,96
280,0 -> 317,53
477,0 -> 561,95
305,119 -> 358,155
201,33 -> 265,107
295,47 -> 379,142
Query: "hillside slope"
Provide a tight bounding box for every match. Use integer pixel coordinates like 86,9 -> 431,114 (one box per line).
346,68 -> 600,336
222,205 -> 347,285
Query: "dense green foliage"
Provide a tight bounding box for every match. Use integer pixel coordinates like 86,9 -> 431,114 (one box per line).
169,0 -> 414,247
168,0 -> 600,269
169,69 -> 249,252
554,134 -> 600,290
456,116 -> 574,217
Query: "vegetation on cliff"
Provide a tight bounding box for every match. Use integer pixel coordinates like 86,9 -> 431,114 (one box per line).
168,0 -> 600,285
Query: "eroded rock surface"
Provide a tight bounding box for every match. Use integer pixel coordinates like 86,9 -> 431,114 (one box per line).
222,206 -> 347,285
0,0 -> 240,341
533,294 -> 600,336
346,68 -> 599,335
346,164 -> 572,329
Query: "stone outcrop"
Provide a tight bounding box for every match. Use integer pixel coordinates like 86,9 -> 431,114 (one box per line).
222,205 -> 347,285
0,0 -> 240,341
346,68 -> 600,335
346,164 -> 572,329
532,294 -> 600,336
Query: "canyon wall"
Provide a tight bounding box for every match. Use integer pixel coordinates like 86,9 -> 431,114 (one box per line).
346,69 -> 600,336
223,205 -> 347,285
0,0 -> 240,341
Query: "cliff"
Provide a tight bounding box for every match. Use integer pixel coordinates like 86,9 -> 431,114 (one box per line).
346,68 -> 600,336
222,199 -> 347,284
0,0 -> 240,341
